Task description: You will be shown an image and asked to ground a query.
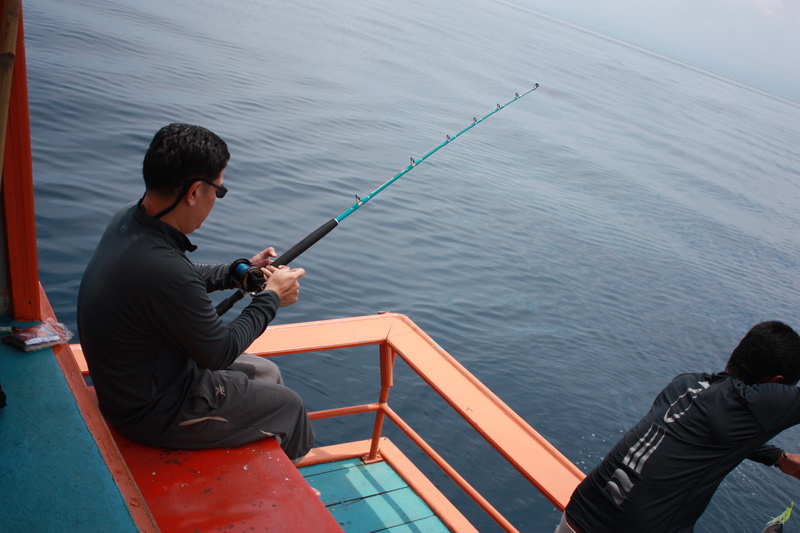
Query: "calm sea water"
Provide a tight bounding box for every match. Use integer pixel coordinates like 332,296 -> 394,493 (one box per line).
24,0 -> 800,531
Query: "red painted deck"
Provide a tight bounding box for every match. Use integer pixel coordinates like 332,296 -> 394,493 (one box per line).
86,386 -> 342,532
109,427 -> 342,532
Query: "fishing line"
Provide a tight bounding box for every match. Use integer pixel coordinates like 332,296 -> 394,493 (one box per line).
216,84 -> 540,315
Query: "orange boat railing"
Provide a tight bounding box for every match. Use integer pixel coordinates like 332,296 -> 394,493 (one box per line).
247,312 -> 585,532
68,311 -> 585,532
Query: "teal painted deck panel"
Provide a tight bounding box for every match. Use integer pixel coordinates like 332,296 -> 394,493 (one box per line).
0,317 -> 138,532
314,461 -> 408,505
300,458 -> 450,533
330,487 -> 441,532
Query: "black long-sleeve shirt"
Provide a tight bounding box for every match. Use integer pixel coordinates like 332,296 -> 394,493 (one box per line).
566,372 -> 799,533
77,201 -> 280,444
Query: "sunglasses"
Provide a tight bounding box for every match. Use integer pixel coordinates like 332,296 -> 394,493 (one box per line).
152,177 -> 228,219
199,178 -> 228,199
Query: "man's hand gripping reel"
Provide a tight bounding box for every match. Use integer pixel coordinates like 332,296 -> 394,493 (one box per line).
229,259 -> 266,294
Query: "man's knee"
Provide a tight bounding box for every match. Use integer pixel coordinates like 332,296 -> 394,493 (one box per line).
232,353 -> 283,384
278,386 -> 306,416
254,357 -> 283,384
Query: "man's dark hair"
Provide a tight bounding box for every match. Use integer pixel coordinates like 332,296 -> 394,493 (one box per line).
143,123 -> 230,193
726,321 -> 800,385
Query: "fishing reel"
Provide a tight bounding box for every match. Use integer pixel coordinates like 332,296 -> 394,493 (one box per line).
229,259 -> 267,294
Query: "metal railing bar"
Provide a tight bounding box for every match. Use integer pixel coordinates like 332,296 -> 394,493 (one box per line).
308,403 -> 380,421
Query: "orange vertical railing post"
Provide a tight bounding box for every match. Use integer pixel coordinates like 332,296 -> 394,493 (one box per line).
367,342 -> 395,461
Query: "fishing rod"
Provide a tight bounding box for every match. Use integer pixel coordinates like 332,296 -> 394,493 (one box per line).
217,83 -> 540,315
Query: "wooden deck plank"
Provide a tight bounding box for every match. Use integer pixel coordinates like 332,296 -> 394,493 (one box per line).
328,487 -> 437,533
378,515 -> 450,532
299,457 -> 364,476
300,455 -> 457,533
303,461 -> 408,506
300,439 -> 477,533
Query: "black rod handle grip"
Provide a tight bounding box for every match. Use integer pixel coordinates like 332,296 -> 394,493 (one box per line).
271,218 -> 338,267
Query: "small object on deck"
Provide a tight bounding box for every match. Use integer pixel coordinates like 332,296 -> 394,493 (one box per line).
2,319 -> 73,352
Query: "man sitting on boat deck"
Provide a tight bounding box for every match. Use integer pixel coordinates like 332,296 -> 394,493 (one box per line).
77,123 -> 315,461
556,321 -> 800,533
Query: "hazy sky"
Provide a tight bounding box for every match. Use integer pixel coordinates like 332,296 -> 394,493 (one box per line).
520,0 -> 800,100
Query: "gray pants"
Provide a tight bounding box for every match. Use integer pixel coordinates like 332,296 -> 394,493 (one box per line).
160,354 -> 315,460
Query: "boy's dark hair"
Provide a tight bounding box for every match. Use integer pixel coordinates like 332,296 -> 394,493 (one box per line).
143,123 -> 230,193
726,321 -> 800,385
